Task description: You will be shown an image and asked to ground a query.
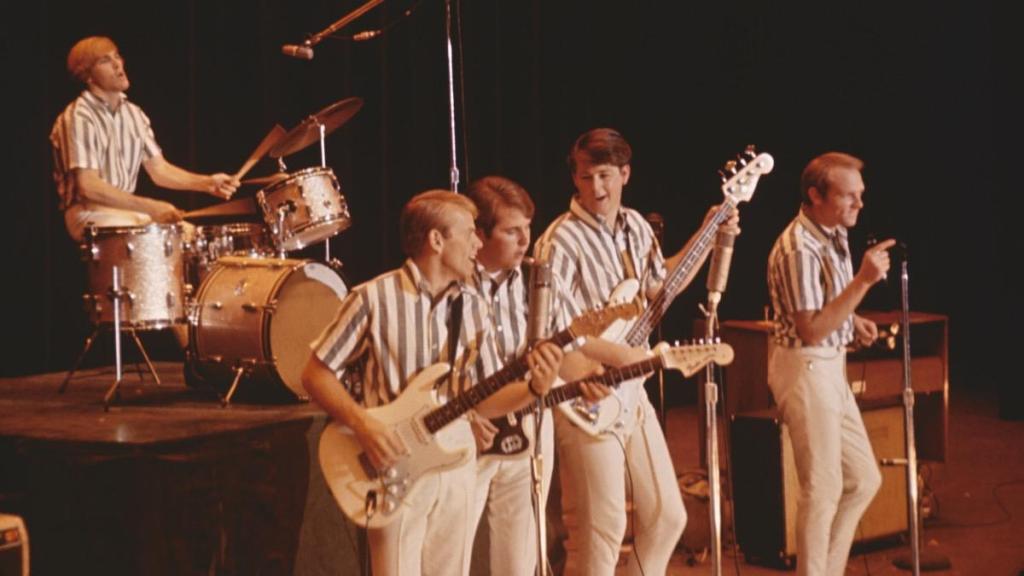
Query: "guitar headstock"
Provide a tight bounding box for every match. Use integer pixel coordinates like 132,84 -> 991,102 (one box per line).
719,145 -> 774,204
568,300 -> 643,339
657,341 -> 735,377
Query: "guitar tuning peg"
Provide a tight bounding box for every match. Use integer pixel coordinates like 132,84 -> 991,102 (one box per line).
743,144 -> 757,158
737,155 -> 748,167
724,160 -> 738,175
717,169 -> 729,183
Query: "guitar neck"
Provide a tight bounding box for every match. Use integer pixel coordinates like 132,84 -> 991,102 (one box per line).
512,355 -> 666,418
624,197 -> 736,347
422,327 -> 577,433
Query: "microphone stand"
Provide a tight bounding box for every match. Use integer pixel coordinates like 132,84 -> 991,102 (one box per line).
526,257 -> 551,575
702,294 -> 724,576
305,0 -> 385,49
444,0 -> 460,192
889,257 -> 951,573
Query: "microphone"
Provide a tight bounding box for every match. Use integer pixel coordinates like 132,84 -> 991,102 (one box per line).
526,256 -> 553,345
281,43 -> 314,60
352,29 -> 382,41
706,228 -> 736,305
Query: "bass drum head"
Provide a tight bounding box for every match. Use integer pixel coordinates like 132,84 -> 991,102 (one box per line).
187,257 -> 347,403
268,260 -> 348,397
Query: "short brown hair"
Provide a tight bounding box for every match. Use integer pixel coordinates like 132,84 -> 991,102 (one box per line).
400,190 -> 478,257
465,176 -> 535,235
800,152 -> 864,205
67,36 -> 118,83
567,128 -> 632,174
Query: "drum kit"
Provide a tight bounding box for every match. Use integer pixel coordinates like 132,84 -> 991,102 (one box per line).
61,97 -> 364,408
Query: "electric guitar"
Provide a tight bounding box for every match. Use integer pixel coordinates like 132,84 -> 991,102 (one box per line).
317,300 -> 640,528
480,341 -> 735,460
558,148 -> 774,436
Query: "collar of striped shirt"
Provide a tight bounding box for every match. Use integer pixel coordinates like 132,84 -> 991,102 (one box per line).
402,259 -> 464,307
797,209 -> 849,258
569,196 -> 628,234
80,89 -> 128,113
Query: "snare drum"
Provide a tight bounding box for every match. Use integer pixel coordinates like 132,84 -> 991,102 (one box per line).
188,256 -> 348,402
81,223 -> 186,328
256,167 -> 352,252
186,222 -> 274,287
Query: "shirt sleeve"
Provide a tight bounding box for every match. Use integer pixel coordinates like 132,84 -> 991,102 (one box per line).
313,288 -> 371,373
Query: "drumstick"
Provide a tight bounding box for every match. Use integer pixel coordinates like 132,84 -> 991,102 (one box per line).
184,197 -> 258,219
233,124 -> 287,181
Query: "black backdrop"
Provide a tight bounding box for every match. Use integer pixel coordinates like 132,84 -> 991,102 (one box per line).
3,1 -> 1005,408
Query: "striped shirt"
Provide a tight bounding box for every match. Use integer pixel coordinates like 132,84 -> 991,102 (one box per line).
50,90 -> 162,210
767,210 -> 855,348
312,259 -> 502,407
534,197 -> 667,329
472,264 -> 529,364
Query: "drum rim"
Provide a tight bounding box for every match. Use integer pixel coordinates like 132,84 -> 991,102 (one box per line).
85,222 -> 184,237
261,166 -> 337,192
278,217 -> 352,250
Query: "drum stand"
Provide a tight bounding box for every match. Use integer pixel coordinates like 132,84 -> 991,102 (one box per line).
59,266 -> 162,410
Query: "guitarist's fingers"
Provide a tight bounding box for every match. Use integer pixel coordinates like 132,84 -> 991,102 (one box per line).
579,380 -> 611,403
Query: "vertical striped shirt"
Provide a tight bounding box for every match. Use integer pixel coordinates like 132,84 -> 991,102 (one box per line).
472,264 -> 529,364
50,90 -> 162,210
534,197 -> 667,329
767,210 -> 855,348
312,259 -> 502,407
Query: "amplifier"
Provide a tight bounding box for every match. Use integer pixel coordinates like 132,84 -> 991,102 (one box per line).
0,513 -> 28,576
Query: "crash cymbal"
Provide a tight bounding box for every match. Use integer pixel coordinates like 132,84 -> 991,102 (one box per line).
269,96 -> 364,159
183,197 -> 258,219
241,172 -> 290,186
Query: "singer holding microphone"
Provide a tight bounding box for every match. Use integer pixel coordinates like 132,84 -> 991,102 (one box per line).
534,128 -> 739,575
766,152 -> 895,576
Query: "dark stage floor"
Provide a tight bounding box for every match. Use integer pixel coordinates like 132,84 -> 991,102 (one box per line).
2,364 -> 1021,575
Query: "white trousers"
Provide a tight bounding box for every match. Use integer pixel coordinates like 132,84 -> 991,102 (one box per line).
555,393 -> 685,576
470,412 -> 555,576
368,455 -> 477,576
767,345 -> 882,576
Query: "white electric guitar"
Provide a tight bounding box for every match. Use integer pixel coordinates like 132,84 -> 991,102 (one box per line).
318,300 -> 640,528
479,341 -> 734,461
557,148 -> 774,436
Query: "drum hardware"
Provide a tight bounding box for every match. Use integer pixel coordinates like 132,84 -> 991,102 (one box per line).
268,97 -> 363,160
187,256 -> 348,405
59,266 -> 163,410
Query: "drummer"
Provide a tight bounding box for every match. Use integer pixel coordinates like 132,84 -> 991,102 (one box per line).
50,35 -> 239,242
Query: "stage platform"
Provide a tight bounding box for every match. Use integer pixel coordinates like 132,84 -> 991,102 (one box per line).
0,362 -> 360,576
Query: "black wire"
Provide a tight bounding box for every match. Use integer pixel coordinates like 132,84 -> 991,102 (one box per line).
927,478 -> 1022,529
613,431 -> 647,576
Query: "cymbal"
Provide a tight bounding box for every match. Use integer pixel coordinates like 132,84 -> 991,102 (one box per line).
241,172 -> 290,186
269,96 -> 364,159
183,197 -> 257,219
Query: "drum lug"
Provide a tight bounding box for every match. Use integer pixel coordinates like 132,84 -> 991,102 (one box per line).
210,301 -> 223,310
242,302 -> 260,313
164,239 -> 175,257
166,292 -> 176,310
209,355 -> 223,363
125,242 -> 134,256
83,244 -> 100,261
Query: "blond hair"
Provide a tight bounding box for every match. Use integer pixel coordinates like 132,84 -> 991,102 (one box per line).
67,36 -> 118,83
400,190 -> 478,257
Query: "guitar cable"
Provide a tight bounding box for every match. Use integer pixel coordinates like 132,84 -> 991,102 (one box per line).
613,431 -> 647,576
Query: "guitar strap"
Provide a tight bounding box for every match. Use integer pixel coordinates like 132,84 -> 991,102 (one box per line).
619,220 -> 639,282
444,292 -> 464,393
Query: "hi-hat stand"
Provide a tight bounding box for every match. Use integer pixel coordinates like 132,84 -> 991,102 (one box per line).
59,266 -> 162,410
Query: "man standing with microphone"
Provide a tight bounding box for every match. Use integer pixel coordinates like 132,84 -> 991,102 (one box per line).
766,152 -> 895,576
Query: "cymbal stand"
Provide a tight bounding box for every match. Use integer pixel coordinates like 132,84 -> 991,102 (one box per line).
274,206 -> 290,259
702,295 -> 724,576
316,121 -> 336,264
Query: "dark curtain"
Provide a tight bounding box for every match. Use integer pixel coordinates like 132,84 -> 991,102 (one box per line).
4,1 -> 997,398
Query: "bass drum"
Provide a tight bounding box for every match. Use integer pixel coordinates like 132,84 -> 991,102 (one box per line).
188,256 -> 348,402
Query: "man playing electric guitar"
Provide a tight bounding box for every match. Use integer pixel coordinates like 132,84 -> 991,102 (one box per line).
533,128 -> 741,575
464,176 -> 613,576
302,190 -> 563,576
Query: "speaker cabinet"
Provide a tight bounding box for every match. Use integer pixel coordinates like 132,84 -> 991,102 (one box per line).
730,405 -> 909,568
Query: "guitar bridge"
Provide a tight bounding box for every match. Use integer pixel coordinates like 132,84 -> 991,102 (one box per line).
572,398 -> 600,423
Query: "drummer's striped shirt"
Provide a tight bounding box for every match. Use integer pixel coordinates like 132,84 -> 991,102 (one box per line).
312,259 -> 502,407
49,90 -> 162,210
767,210 -> 855,348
